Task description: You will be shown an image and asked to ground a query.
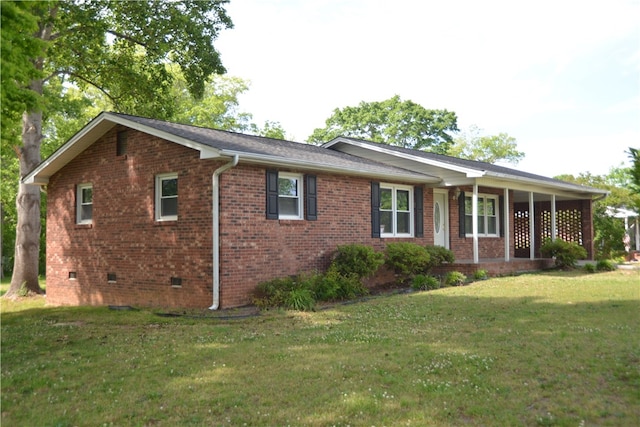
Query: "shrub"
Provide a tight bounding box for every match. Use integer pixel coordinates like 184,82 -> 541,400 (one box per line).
331,244 -> 385,279
253,276 -> 299,309
540,238 -> 588,269
473,269 -> 489,280
596,259 -> 617,272
412,274 -> 440,291
583,263 -> 597,273
311,267 -> 368,301
385,242 -> 431,282
444,271 -> 467,287
285,288 -> 315,311
424,245 -> 455,272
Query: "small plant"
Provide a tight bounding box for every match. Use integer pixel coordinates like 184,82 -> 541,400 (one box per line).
285,288 -> 315,311
473,269 -> 488,281
540,238 -> 588,269
253,276 -> 300,309
444,271 -> 467,287
596,259 -> 617,272
412,274 -> 440,291
424,245 -> 455,273
583,263 -> 597,273
331,244 -> 384,279
384,242 -> 431,283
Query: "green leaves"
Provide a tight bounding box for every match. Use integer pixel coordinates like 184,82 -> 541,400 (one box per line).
308,95 -> 459,153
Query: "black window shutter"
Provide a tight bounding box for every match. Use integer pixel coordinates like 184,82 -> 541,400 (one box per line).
458,191 -> 466,238
305,175 -> 317,220
371,182 -> 381,238
414,186 -> 424,237
499,195 -> 505,237
266,169 -> 279,219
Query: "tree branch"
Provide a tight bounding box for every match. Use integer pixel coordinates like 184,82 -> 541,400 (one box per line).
106,30 -> 149,49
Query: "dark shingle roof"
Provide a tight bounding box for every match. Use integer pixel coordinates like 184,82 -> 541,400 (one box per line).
109,113 -> 434,181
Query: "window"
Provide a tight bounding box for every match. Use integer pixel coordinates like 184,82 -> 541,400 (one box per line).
465,194 -> 499,237
380,184 -> 413,237
116,131 -> 128,156
278,173 -> 303,219
156,173 -> 178,221
266,170 -> 316,220
76,183 -> 93,224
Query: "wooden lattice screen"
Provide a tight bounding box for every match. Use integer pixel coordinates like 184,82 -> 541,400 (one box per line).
514,209 -> 530,257
514,203 -> 584,257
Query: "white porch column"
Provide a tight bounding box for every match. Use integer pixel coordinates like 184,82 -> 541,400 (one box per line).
551,194 -> 557,241
504,188 -> 510,262
473,184 -> 479,263
529,192 -> 535,260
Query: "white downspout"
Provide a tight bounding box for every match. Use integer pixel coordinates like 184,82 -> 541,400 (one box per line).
210,155 -> 239,310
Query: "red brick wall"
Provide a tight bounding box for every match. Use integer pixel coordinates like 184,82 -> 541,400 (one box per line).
45,128 -> 435,309
46,127 -> 218,308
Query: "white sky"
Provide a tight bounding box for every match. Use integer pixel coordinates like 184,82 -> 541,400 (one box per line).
215,0 -> 639,178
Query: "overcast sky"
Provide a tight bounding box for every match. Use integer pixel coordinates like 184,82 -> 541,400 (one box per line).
215,0 -> 639,178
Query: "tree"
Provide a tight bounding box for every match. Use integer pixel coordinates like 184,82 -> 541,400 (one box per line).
557,166 -> 640,259
627,147 -> 640,201
170,73 -> 288,139
448,125 -> 525,164
2,0 -> 232,298
307,95 -> 459,154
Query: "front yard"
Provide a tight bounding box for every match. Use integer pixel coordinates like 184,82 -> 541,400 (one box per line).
1,270 -> 639,426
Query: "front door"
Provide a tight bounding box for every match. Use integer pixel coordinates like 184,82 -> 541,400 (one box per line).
433,190 -> 448,248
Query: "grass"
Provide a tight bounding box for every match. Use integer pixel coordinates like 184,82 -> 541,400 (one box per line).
1,270 -> 639,426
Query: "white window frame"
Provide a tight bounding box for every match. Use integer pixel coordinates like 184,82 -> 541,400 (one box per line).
155,173 -> 178,221
76,183 -> 93,225
278,172 -> 303,220
380,183 -> 414,237
465,194 -> 500,237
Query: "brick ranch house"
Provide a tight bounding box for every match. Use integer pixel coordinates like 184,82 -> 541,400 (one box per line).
23,112 -> 607,309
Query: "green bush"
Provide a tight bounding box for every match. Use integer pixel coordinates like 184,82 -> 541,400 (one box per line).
285,288 -> 315,311
253,276 -> 299,309
412,274 -> 440,291
385,242 -> 431,282
444,271 -> 467,287
473,269 -> 488,280
424,245 -> 455,272
583,263 -> 597,273
331,244 -> 385,279
596,259 -> 617,272
310,267 -> 368,301
540,238 -> 588,269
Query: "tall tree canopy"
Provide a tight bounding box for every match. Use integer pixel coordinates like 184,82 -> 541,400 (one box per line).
448,125 -> 525,164
308,95 -> 459,154
1,0 -> 232,298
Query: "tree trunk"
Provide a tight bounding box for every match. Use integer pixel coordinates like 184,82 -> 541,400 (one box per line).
5,109 -> 44,298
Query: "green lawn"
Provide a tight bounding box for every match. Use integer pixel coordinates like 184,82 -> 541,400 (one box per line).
1,270 -> 639,426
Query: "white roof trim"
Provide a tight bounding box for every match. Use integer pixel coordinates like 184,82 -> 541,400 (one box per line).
324,137 -> 485,178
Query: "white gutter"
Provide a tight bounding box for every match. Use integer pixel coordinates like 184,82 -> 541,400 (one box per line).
210,154 -> 239,310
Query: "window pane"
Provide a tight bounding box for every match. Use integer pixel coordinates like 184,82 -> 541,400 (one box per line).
162,178 -> 178,197
161,198 -> 177,217
380,211 -> 392,234
278,177 -> 298,197
81,205 -> 92,220
380,188 -> 392,210
478,198 -> 485,216
397,190 -> 409,211
477,215 -> 485,234
279,197 -> 298,216
465,197 -> 472,215
465,216 -> 473,233
488,217 -> 497,234
82,187 -> 93,203
486,198 -> 495,216
397,212 -> 410,233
